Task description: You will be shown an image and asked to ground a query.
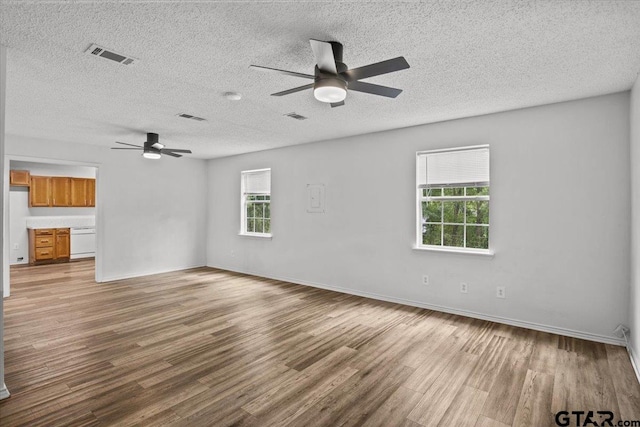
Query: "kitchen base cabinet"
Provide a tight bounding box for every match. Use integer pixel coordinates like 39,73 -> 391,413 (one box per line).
28,228 -> 71,265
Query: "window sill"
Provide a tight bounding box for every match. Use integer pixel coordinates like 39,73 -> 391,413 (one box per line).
238,232 -> 272,239
413,245 -> 494,257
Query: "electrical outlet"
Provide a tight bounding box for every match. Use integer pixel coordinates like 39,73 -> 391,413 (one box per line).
496,286 -> 506,298
422,275 -> 429,286
460,282 -> 468,293
13,243 -> 18,250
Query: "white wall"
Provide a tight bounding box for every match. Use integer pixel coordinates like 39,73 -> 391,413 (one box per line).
9,189 -> 29,265
207,92 -> 630,343
630,75 -> 640,373
9,161 -> 96,265
1,43 -> 9,400
5,135 -> 208,284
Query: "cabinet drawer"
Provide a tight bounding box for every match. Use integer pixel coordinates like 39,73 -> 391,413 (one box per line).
56,228 -> 69,235
35,237 -> 53,247
35,229 -> 54,236
35,247 -> 54,260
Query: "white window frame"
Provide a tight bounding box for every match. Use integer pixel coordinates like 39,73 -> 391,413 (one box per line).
415,145 -> 492,255
240,168 -> 272,238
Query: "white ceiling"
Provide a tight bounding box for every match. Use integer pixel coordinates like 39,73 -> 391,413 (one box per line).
1,1 -> 640,159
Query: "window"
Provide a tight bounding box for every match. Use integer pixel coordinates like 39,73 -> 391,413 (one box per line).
241,168 -> 271,236
416,146 -> 490,252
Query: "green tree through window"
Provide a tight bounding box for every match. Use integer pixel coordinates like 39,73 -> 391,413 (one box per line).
421,186 -> 489,249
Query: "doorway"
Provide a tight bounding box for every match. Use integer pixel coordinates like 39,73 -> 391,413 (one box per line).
3,156 -> 101,298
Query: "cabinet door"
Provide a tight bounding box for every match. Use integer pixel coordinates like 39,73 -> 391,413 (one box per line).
55,230 -> 70,259
86,179 -> 96,207
10,170 -> 30,186
51,177 -> 71,207
29,176 -> 51,207
70,178 -> 88,207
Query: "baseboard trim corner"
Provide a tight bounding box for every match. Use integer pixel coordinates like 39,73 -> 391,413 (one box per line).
0,383 -> 10,400
208,264 -> 626,347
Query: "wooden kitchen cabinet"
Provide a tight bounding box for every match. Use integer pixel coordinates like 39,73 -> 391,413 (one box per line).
28,176 -> 95,207
51,177 -> 71,206
70,178 -> 95,207
10,170 -> 30,186
29,176 -> 51,207
86,179 -> 96,207
55,230 -> 70,258
70,178 -> 88,206
28,228 -> 70,265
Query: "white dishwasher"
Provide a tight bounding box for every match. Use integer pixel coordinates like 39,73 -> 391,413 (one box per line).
70,227 -> 96,259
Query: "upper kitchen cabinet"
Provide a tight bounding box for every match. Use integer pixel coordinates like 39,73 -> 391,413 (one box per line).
70,178 -> 95,207
29,176 -> 51,207
70,178 -> 87,206
51,177 -> 71,207
10,170 -> 30,186
87,179 -> 95,207
28,176 -> 96,207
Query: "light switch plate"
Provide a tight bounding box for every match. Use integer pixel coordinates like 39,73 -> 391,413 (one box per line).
307,184 -> 325,213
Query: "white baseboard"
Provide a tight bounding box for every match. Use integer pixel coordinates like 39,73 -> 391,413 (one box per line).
627,345 -> 640,385
70,253 -> 95,260
0,383 -> 10,400
100,263 -> 205,283
208,264 -> 626,347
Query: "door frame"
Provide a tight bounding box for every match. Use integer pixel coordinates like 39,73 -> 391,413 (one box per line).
3,154 -> 102,297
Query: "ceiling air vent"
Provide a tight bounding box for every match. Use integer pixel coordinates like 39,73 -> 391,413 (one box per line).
177,113 -> 207,122
284,112 -> 307,121
85,43 -> 137,66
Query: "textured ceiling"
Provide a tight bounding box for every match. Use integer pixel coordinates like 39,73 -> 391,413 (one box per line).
1,1 -> 640,159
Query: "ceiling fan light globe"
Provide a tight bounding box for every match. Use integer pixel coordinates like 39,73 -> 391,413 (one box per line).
142,151 -> 161,160
313,78 -> 347,103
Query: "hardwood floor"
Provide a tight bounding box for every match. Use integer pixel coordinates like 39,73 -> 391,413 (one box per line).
1,260 -> 639,426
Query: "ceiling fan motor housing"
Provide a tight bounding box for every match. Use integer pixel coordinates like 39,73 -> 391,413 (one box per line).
146,132 -> 160,148
314,60 -> 348,103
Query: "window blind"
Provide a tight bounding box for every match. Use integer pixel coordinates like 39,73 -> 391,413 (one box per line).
417,147 -> 489,188
242,169 -> 271,194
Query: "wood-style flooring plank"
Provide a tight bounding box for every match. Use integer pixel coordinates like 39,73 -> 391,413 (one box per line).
407,351 -> 478,426
0,260 -> 638,426
512,369 -> 554,427
606,344 -> 640,420
437,385 -> 488,427
480,330 -> 536,425
361,386 -> 423,427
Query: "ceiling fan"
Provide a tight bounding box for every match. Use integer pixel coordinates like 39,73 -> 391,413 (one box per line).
111,133 -> 192,159
250,39 -> 410,107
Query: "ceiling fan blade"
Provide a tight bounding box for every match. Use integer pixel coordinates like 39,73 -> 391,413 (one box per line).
348,81 -> 403,98
115,141 -> 143,148
162,149 -> 192,154
330,101 -> 345,108
310,39 -> 337,74
111,147 -> 142,150
271,84 -> 314,97
161,151 -> 182,158
343,56 -> 410,82
249,65 -> 314,80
